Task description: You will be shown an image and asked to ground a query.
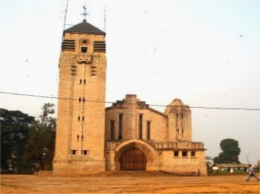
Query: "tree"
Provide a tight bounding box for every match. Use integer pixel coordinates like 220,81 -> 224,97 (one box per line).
213,138 -> 241,164
23,103 -> 56,170
0,108 -> 35,170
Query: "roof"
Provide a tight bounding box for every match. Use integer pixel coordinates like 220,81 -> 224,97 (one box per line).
212,164 -> 249,168
64,20 -> 105,35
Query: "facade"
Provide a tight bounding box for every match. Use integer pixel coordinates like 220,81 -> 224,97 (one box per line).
53,20 -> 207,176
53,20 -> 107,175
105,95 -> 207,175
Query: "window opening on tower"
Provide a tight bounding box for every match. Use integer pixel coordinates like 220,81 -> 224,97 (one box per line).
81,47 -> 88,53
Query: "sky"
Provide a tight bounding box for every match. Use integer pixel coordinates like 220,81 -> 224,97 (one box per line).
0,0 -> 259,164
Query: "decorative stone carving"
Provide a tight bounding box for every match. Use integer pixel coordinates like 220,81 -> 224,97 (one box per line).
76,54 -> 92,64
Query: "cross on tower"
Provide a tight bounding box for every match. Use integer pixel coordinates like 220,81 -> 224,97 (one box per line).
82,5 -> 89,22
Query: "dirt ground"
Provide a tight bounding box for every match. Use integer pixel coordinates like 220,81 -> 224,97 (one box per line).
1,172 -> 260,194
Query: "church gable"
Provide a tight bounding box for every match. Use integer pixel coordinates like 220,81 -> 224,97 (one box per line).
105,95 -> 168,142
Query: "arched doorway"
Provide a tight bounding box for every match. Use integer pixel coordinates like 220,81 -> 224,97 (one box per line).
120,148 -> 147,170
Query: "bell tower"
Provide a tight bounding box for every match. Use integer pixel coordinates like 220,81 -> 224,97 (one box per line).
53,15 -> 106,175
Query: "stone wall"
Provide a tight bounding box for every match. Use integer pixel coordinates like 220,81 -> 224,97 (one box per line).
53,31 -> 106,175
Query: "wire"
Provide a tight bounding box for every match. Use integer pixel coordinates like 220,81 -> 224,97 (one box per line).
1,91 -> 259,111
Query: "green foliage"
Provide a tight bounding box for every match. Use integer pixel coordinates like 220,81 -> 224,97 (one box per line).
0,108 -> 35,169
23,103 -> 56,170
213,138 -> 241,164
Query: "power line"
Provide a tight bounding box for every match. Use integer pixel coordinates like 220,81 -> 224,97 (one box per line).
1,91 -> 260,111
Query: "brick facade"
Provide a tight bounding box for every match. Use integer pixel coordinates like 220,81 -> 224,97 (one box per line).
105,95 -> 207,175
53,21 -> 207,176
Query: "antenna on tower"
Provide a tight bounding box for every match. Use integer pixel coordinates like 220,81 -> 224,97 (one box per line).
62,0 -> 69,31
104,6 -> 106,32
60,0 -> 70,56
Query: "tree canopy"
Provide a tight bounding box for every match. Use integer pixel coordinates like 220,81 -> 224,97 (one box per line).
213,138 -> 241,164
0,108 -> 35,169
23,103 -> 56,170
0,103 -> 56,172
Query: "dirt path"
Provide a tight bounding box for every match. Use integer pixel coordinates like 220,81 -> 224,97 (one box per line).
1,173 -> 259,194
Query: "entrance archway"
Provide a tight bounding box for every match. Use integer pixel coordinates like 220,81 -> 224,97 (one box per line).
120,148 -> 147,170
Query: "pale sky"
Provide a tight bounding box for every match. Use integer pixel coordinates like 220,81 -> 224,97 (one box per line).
0,0 -> 259,164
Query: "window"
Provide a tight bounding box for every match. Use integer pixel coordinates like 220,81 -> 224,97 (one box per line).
82,39 -> 87,44
71,150 -> 76,155
174,151 -> 179,157
62,39 -> 75,51
82,150 -> 88,155
182,151 -> 188,157
80,79 -> 82,84
191,151 -> 196,157
78,116 -> 80,121
139,114 -> 143,139
110,121 -> 115,140
82,116 -> 84,121
84,79 -> 86,84
147,121 -> 151,140
118,114 -> 123,139
94,41 -> 106,53
79,97 -> 81,102
81,47 -> 88,53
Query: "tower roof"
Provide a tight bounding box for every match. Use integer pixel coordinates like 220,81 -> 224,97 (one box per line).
64,20 -> 105,35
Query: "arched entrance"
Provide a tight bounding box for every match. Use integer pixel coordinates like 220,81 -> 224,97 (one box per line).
120,148 -> 147,170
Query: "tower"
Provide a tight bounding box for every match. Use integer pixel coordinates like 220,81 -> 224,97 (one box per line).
53,18 -> 106,175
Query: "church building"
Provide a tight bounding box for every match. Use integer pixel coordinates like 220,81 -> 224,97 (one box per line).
53,19 -> 207,176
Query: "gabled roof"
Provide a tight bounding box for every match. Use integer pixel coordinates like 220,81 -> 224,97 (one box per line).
64,20 -> 105,35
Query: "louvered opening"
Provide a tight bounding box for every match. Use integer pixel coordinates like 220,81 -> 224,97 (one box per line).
94,41 -> 106,53
62,39 -> 75,51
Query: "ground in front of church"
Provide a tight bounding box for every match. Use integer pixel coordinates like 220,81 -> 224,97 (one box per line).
1,171 -> 259,194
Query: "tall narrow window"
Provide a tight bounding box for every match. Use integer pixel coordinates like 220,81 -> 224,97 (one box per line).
84,79 -> 86,84
110,121 -> 115,140
80,79 -> 82,84
147,121 -> 151,140
118,114 -> 123,139
138,114 -> 143,139
82,150 -> 88,155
